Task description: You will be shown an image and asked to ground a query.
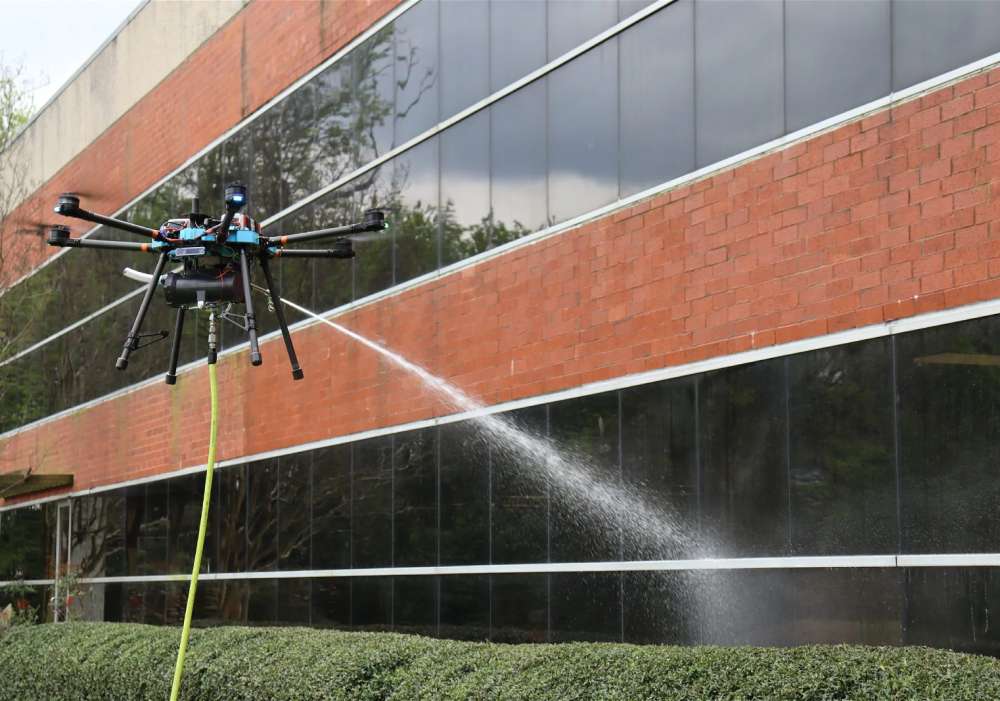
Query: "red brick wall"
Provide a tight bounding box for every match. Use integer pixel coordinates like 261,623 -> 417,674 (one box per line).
1,0 -> 401,286
4,57 -> 1000,504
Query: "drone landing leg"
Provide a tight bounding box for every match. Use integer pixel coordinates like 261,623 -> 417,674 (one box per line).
165,307 -> 186,385
117,252 -> 169,370
239,248 -> 262,366
259,255 -> 303,381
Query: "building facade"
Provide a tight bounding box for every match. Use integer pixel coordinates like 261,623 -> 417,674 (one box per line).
2,0 -> 1000,651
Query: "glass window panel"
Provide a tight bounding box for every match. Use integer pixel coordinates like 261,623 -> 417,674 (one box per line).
896,316 -> 1000,553
278,452 -> 311,570
621,379 -> 699,560
491,573 -> 548,642
352,437 -> 393,568
163,582 -> 185,626
440,0 -> 489,119
249,106 -> 286,220
699,358 -> 788,556
277,578 -> 312,625
215,465 -> 248,574
314,59 -> 361,184
353,27 -> 396,161
279,83 -> 321,206
247,579 -> 278,624
394,575 -> 438,636
548,40 -> 618,223
168,475 -> 212,575
393,0 -> 440,145
439,422 -> 490,565
491,0 -> 546,91
102,583 -> 122,623
390,137 -> 440,285
546,0 -> 619,59
491,79 -> 548,236
440,110 -> 492,266
312,578 -> 351,628
892,0 -> 1000,92
619,0 -> 695,197
695,0 -> 784,167
247,459 -> 279,572
788,340 -> 896,555
393,428 -> 438,566
904,568 -> 1000,655
785,0 -> 890,132
312,444 -> 352,570
440,574 -> 490,640
622,571 -> 700,644
0,504 -> 49,580
492,406 -> 549,564
142,582 -> 166,626
550,572 -> 621,642
125,482 -> 168,576
350,164 -> 395,299
352,576 -> 393,631
548,392 -> 620,562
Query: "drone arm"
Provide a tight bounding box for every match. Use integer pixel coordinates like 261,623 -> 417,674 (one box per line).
271,248 -> 355,259
48,236 -> 157,253
267,209 -> 385,246
54,200 -> 158,239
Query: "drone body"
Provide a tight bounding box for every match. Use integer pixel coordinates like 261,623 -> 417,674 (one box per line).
47,183 -> 386,383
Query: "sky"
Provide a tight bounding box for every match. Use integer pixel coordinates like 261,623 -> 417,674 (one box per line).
0,0 -> 144,113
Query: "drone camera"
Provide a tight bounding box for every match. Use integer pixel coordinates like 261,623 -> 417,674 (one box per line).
55,193 -> 80,215
332,237 -> 355,259
47,225 -> 71,246
224,182 -> 247,209
362,208 -> 386,231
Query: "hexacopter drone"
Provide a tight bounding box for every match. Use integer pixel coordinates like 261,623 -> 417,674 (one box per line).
47,183 -> 386,383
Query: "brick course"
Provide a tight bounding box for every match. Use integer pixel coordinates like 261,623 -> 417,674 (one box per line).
4,47 -> 1000,504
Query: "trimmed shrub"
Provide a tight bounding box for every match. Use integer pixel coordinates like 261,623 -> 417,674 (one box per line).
2,622 -> 1000,700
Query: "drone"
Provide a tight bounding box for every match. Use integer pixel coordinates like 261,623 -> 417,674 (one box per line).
46,182 -> 387,383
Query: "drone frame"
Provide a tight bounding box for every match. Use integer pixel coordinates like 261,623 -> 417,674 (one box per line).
48,186 -> 386,384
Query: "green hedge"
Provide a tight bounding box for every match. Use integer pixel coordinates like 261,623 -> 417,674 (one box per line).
2,622 -> 1000,700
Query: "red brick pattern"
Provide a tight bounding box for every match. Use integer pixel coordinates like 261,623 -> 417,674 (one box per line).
4,56 -> 1000,504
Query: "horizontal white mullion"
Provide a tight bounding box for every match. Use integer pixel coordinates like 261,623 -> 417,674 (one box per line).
897,553 -> 1000,568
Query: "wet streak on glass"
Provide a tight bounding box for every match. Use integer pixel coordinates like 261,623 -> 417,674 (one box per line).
393,428 -> 438,566
787,339 -> 897,555
439,422 -> 490,565
491,79 -> 548,235
548,392 -> 621,562
694,0 -> 784,167
440,110 -> 491,266
491,573 -> 548,643
619,0 -> 694,197
546,0 -> 618,60
440,574 -> 490,640
440,0 -> 489,120
393,0 -> 439,147
550,572 -> 621,642
246,459 -> 279,572
352,437 -> 394,568
312,444 -> 352,570
491,406 -> 549,564
896,317 -> 1000,553
352,576 -> 393,631
278,452 -> 312,570
547,39 -> 618,223
784,0 -> 890,132
699,358 -> 788,557
394,575 -> 439,636
904,568 -> 1000,655
892,0 -> 1000,92
390,136 -> 440,285
490,0 -> 546,92
312,578 -> 351,628
620,378 -> 699,560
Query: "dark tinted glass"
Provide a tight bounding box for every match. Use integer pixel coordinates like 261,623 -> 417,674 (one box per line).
393,0 -> 440,145
550,572 -> 621,642
312,577 -> 351,627
440,0 -> 489,118
246,459 -> 279,572
787,340 -> 896,554
440,111 -> 492,266
490,0 -> 546,91
352,576 -> 393,631
126,482 -> 168,575
247,579 -> 278,624
352,437 -> 393,567
391,137 -> 440,285
393,428 -> 438,566
699,358 -> 788,556
619,0 -> 694,196
623,571 -> 699,644
439,423 -> 490,565
249,104 -> 288,220
215,465 -> 248,573
314,59 -> 360,184
278,452 -> 311,570
491,573 -> 548,642
892,0 -> 1000,91
1,504 -> 49,580
440,574 -> 490,640
491,80 -> 548,236
394,576 -> 438,636
547,39 -> 618,222
350,165 -> 394,299
785,0 -> 890,132
548,392 -> 620,562
312,444 -> 352,569
904,568 -> 1000,655
694,0 -> 784,166
168,475 -> 211,574
621,379 -> 699,559
277,578 -> 312,625
353,27 -> 395,161
492,406 -> 549,564
896,317 -> 1000,553
546,0 -> 618,59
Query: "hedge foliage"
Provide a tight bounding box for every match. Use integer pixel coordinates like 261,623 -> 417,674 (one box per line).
2,622 -> 1000,700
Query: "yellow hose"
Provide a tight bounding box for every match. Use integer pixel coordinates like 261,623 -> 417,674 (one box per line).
169,361 -> 219,701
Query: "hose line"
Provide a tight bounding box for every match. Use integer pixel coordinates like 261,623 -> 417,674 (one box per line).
169,360 -> 219,701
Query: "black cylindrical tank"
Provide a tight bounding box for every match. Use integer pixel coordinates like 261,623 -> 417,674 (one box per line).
163,269 -> 243,307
